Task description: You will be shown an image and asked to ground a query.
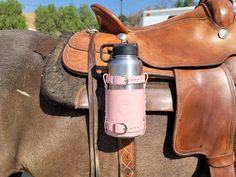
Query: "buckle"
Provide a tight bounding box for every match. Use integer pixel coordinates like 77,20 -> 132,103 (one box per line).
114,123 -> 128,135
124,76 -> 129,86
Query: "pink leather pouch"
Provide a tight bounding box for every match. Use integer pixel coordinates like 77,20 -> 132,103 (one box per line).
103,74 -> 148,138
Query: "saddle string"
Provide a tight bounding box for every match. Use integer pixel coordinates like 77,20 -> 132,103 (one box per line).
87,29 -> 100,177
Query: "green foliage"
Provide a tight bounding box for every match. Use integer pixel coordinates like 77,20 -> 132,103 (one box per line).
176,0 -> 184,7
0,0 -> 27,30
78,4 -> 98,30
35,4 -> 58,35
35,4 -> 98,35
184,0 -> 196,6
119,14 -> 127,22
57,5 -> 83,33
175,0 -> 196,7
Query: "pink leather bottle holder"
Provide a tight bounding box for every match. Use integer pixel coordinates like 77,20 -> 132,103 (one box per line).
103,74 -> 148,138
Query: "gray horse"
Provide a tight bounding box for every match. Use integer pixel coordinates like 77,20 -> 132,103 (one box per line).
0,30 -> 234,177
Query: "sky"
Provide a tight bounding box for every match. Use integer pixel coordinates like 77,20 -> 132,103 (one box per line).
19,0 -> 179,16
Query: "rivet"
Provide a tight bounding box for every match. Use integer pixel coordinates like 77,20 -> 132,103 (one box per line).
118,33 -> 128,43
218,29 -> 229,39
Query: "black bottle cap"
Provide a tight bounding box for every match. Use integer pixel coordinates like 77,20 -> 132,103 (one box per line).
113,43 -> 139,56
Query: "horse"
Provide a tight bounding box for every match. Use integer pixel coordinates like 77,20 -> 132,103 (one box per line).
1,0 -> 236,176
0,29 -> 219,177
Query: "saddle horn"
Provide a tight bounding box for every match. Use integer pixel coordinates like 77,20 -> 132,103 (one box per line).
199,0 -> 235,27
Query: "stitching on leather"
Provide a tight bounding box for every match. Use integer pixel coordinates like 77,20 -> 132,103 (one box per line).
222,64 -> 236,151
174,68 -> 231,157
173,69 -> 205,155
199,3 -> 216,25
174,66 -> 236,163
63,46 -> 84,73
209,152 -> 235,159
173,69 -> 184,154
65,23 -> 236,70
173,69 -> 207,155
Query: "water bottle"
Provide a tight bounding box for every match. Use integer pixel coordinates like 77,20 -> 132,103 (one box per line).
101,36 -> 148,138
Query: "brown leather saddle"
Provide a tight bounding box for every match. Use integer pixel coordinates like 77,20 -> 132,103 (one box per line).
62,0 -> 236,176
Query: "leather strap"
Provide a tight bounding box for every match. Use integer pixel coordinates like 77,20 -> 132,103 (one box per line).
210,164 -> 235,177
105,122 -> 145,134
104,74 -> 146,85
208,153 -> 235,167
88,30 -> 100,177
118,138 -> 135,177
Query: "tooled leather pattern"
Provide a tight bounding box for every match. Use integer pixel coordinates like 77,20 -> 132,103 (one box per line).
118,138 -> 135,177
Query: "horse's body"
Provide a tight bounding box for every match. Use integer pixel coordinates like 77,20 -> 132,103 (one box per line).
0,30 -> 216,177
0,30 -> 89,177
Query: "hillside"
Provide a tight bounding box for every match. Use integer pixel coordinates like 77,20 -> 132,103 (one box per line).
23,13 -> 36,30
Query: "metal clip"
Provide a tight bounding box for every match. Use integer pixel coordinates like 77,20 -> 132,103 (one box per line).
143,73 -> 149,88
103,73 -> 108,89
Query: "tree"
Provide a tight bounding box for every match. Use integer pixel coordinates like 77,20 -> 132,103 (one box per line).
176,0 -> 184,7
0,0 -> 27,30
127,11 -> 142,26
119,14 -> 127,22
56,5 -> 83,33
175,0 -> 196,7
184,0 -> 196,6
35,4 -> 98,35
78,4 -> 98,30
35,4 -> 58,35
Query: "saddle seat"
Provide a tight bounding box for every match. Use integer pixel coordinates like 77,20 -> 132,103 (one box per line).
63,0 -> 236,78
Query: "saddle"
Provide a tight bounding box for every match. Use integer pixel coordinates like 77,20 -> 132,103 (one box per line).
62,0 -> 236,176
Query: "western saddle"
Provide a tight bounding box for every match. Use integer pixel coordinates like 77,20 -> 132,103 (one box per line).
61,0 -> 236,176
